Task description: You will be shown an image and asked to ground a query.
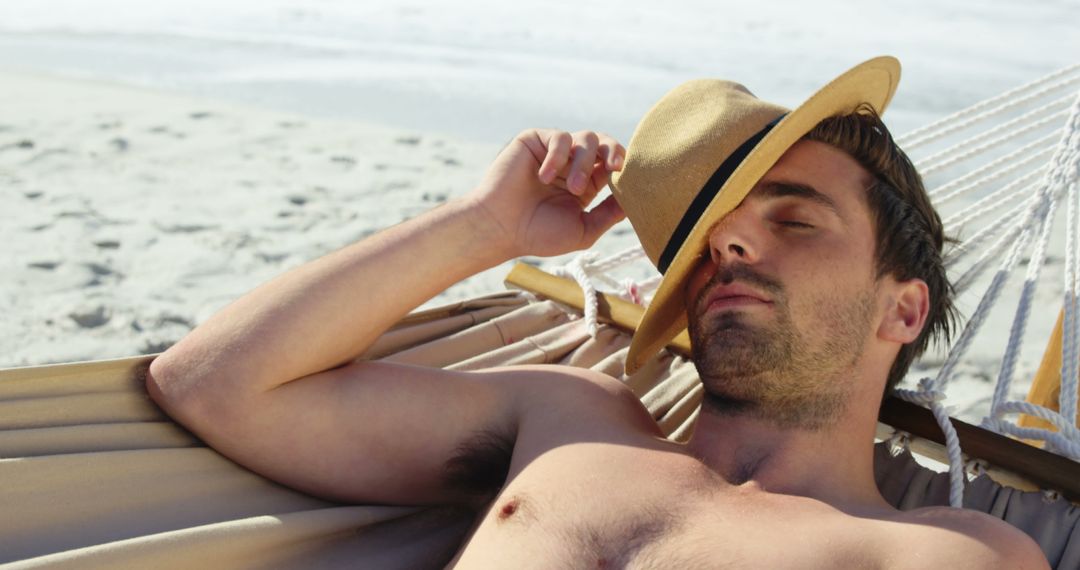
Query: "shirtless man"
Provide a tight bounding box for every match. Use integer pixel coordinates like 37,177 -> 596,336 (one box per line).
146,59 -> 1050,568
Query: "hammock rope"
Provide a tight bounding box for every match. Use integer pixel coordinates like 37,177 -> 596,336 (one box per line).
554,63 -> 1080,509
916,106 -> 1068,176
897,65 -> 1080,150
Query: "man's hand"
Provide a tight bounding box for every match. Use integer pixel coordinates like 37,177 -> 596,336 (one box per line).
467,129 -> 626,259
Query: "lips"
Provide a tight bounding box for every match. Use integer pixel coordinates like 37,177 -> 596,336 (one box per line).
701,284 -> 772,312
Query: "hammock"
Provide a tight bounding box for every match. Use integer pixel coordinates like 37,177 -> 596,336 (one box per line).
3,291 -> 1079,568
3,64 -> 1080,568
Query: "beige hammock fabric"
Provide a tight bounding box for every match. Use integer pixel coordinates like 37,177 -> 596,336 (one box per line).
2,291 -> 1079,568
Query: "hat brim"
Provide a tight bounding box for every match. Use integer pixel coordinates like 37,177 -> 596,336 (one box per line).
625,56 -> 901,374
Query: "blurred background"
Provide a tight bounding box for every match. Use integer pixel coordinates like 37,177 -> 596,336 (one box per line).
2,0 -> 1077,144
1,1 -> 1077,382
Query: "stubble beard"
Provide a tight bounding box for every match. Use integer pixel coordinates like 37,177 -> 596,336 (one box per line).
688,265 -> 876,430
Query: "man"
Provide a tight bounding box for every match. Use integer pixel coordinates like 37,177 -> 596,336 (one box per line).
147,57 -> 1049,568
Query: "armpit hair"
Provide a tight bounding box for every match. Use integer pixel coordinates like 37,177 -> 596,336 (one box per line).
442,429 -> 515,499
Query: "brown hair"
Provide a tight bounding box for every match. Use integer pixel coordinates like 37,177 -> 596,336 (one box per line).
804,106 -> 958,394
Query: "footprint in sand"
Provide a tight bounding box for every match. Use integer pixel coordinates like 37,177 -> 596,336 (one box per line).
69,305 -> 111,328
139,338 -> 177,354
1,139 -> 35,151
28,261 -> 60,270
109,137 -> 130,152
257,252 -> 290,263
374,163 -> 423,173
330,155 -> 357,167
154,222 -> 220,233
189,111 -> 215,120
421,192 -> 448,203
437,156 -> 461,167
86,262 -> 119,278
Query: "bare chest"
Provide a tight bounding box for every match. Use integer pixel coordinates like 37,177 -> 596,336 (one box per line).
449,443 -> 875,569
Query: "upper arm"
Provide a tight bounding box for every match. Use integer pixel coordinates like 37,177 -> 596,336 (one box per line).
149,359 -> 525,507
896,508 -> 1050,570
954,519 -> 1050,570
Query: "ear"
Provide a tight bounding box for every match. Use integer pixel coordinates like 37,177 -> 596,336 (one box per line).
878,278 -> 929,344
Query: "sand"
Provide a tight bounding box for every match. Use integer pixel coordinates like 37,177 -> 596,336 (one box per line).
2,71 -> 513,367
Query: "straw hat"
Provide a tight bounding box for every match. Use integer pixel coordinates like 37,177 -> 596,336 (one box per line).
610,56 -> 901,374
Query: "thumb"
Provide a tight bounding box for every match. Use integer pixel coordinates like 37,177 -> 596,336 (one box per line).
580,194 -> 626,247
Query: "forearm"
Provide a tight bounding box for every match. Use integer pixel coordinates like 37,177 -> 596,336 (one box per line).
151,196 -> 510,398
149,128 -> 625,413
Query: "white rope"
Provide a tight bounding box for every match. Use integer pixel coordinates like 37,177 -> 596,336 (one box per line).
987,194 -> 1058,421
897,67 -> 1080,150
942,171 -> 1041,229
978,104 -> 1073,416
552,253 -> 601,336
916,106 -> 1069,176
903,204 -> 1039,501
940,226 -> 1033,391
979,92 -> 1080,458
551,246 -> 656,337
950,213 -> 1028,293
992,400 -> 1080,443
590,245 -> 648,274
983,417 -> 1080,461
971,90 -> 1080,474
928,134 -> 1057,204
637,274 -> 662,296
944,196 -> 1032,271
894,378 -> 967,507
1058,99 -> 1080,425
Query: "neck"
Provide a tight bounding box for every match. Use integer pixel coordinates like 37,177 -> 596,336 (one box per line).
686,394 -> 890,511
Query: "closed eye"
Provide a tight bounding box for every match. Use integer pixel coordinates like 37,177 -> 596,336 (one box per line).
778,220 -> 815,229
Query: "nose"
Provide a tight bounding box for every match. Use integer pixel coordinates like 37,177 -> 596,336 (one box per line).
706,207 -> 761,266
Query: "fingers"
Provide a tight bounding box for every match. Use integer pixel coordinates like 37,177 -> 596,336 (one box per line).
581,194 -> 627,247
534,130 -> 625,196
567,132 -> 599,195
537,131 -> 572,185
596,134 -> 624,171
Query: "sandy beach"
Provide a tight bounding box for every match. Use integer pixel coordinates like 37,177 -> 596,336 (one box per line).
2,71 -> 519,366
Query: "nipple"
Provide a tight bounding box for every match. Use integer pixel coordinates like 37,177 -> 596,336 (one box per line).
498,498 -> 519,520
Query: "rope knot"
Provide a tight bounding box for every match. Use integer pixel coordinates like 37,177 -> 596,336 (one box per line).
553,252 -> 601,337
894,378 -> 946,407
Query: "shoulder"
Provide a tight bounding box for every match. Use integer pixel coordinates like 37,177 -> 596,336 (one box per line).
478,363 -> 663,438
478,363 -> 643,405
886,506 -> 1049,570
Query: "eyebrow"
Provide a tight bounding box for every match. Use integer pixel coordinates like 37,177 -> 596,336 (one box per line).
753,181 -> 843,219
